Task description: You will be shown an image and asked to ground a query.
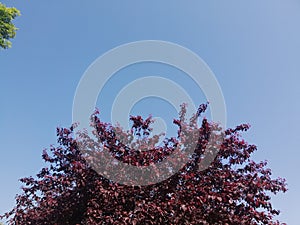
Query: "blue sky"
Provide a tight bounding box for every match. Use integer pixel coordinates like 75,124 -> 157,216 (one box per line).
1,1 -> 299,224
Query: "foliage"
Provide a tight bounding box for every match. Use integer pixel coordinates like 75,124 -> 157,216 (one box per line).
1,104 -> 287,224
0,2 -> 20,49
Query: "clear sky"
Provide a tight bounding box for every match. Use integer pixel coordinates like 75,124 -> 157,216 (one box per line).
1,1 -> 299,224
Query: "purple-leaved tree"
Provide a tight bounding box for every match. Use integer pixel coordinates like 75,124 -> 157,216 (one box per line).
1,103 -> 287,224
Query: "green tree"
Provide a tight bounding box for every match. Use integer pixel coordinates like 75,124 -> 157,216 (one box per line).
0,2 -> 20,49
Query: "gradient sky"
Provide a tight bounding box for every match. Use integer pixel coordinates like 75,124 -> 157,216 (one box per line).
1,1 -> 299,224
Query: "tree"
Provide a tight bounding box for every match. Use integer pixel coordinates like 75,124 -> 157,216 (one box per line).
1,103 -> 287,224
0,2 -> 20,49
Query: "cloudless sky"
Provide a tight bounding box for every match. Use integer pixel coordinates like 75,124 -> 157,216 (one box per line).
1,1 -> 299,224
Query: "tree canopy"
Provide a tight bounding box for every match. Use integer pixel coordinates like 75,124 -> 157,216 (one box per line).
1,104 -> 287,224
0,2 -> 20,49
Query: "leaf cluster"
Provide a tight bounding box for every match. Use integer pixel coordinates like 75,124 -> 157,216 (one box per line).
0,2 -> 20,49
